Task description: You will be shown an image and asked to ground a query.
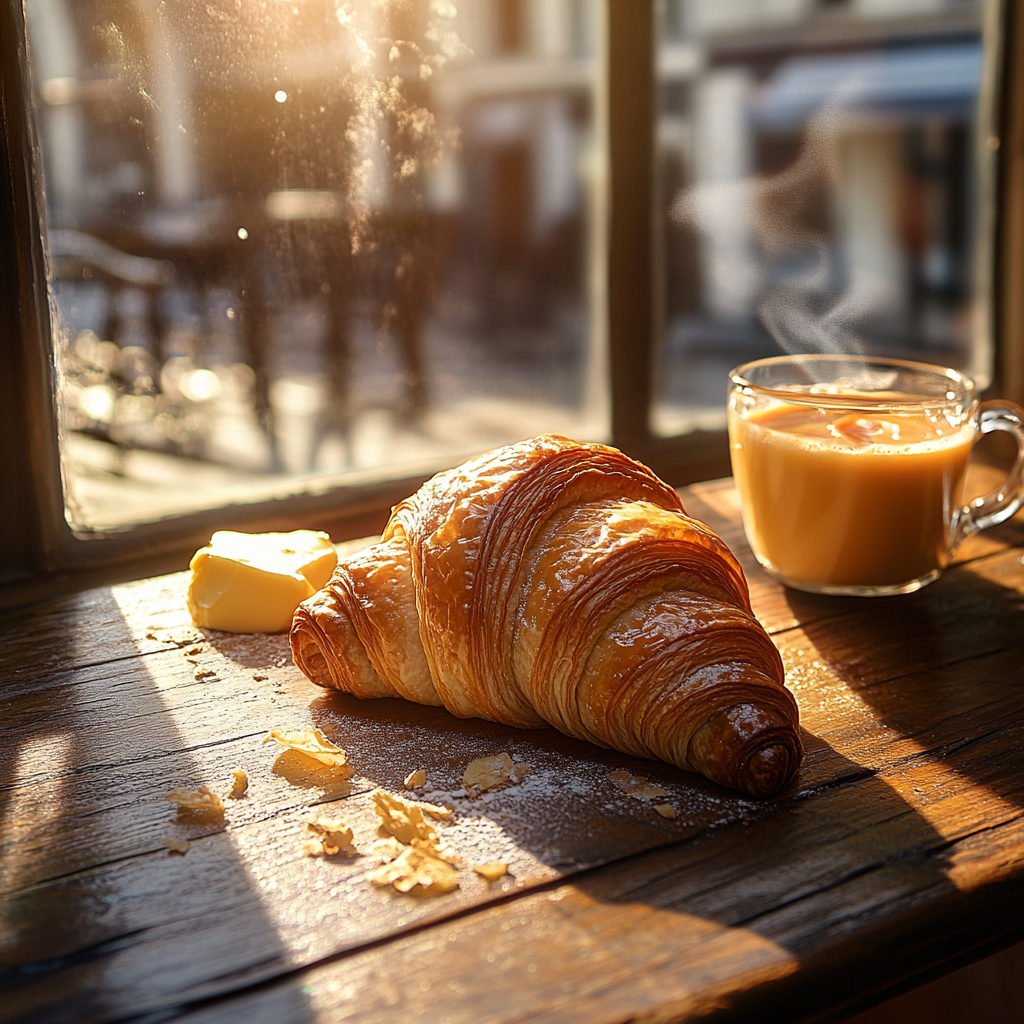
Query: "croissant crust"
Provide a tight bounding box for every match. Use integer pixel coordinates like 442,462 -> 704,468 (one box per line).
291,435 -> 801,797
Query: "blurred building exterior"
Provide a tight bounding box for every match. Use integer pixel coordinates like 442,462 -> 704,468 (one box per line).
24,0 -> 982,526
654,0 -> 983,431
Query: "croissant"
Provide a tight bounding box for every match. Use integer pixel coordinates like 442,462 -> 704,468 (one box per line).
291,435 -> 801,797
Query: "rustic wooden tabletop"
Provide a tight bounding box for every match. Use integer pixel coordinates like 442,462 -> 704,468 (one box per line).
3,476 -> 1024,1024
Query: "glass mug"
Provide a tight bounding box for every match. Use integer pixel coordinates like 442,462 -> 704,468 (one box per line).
727,355 -> 1024,596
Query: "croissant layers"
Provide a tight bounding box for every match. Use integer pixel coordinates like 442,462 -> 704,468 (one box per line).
291,435 -> 802,797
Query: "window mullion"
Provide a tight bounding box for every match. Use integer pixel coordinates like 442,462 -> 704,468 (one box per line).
606,0 -> 655,460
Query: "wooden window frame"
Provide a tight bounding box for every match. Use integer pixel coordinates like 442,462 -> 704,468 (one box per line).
0,0 -> 1016,609
993,0 -> 1024,409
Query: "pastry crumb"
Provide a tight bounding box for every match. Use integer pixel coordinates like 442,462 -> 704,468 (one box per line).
419,800 -> 454,822
164,785 -> 225,814
253,673 -> 268,681
654,803 -> 676,819
162,838 -> 189,855
304,814 -> 357,856
367,845 -> 459,897
372,790 -> 437,845
262,727 -> 348,767
186,645 -> 205,656
473,861 -> 508,881
228,769 -> 248,798
193,667 -> 216,680
370,836 -> 404,861
410,836 -> 461,866
607,770 -> 669,800
404,769 -> 426,789
145,632 -> 158,641
463,752 -> 530,795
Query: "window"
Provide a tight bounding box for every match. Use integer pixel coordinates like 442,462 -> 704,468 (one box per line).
653,0 -> 989,436
27,0 -> 600,531
1,0 -> 1018,604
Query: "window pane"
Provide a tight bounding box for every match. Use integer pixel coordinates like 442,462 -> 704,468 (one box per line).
27,0 -> 601,530
654,0 -> 985,437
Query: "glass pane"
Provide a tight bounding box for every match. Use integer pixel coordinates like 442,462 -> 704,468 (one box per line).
653,0 -> 985,437
27,0 -> 602,530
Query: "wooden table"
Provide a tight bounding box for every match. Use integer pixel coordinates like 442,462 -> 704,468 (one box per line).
3,478 -> 1024,1024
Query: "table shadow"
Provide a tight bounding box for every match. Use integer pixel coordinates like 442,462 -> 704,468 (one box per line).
241,694 -> 974,1024
0,587 -> 314,1024
783,555 -> 1024,814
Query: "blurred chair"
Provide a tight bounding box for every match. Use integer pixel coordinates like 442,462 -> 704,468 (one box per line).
49,229 -> 175,361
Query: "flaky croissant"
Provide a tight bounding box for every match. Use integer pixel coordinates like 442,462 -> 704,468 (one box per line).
291,435 -> 801,797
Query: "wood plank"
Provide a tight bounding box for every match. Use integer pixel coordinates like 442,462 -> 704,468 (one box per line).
5,586 -> 1024,1019
2,484 -> 1023,1024
158,714 -> 1024,1024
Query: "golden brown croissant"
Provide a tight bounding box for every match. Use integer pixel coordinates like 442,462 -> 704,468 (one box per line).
291,435 -> 801,797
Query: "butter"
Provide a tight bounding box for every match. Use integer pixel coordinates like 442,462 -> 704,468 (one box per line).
186,530 -> 336,633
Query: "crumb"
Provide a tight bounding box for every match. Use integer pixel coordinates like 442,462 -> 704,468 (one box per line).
404,769 -> 426,789
253,673 -> 268,681
304,814 -> 357,856
473,861 -> 508,881
607,770 -> 669,800
654,804 -> 676,819
372,790 -> 437,845
165,785 -> 225,814
262,727 -> 347,767
194,668 -> 216,680
162,838 -> 189,855
420,801 -> 454,822
463,752 -> 530,795
186,645 -> 204,656
367,845 -> 459,897
228,769 -> 248,798
145,632 -> 158,641
370,836 -> 404,861
410,835 -> 461,866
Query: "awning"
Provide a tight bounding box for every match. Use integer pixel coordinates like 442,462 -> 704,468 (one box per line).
752,42 -> 982,129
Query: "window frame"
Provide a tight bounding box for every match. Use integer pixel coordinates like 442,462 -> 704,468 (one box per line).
0,0 -> 1016,609
993,0 -> 1024,408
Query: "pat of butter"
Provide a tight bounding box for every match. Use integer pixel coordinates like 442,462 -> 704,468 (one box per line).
186,530 -> 337,633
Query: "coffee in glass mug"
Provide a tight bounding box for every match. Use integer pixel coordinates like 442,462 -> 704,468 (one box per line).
727,355 -> 1024,596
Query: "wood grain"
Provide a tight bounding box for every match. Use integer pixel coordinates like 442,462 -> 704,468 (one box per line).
2,484 -> 1024,1024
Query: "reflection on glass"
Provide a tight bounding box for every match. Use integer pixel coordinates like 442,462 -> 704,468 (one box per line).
654,0 -> 984,437
27,0 -> 600,529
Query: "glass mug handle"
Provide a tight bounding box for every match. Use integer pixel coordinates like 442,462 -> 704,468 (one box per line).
957,400 -> 1024,542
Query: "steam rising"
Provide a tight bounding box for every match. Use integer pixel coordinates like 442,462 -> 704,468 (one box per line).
671,89 -> 900,357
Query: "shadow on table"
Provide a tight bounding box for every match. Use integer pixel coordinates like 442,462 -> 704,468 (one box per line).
0,587 -> 314,1024
308,689 -> 730,869
784,552 -> 1024,814
279,696 -> 972,1024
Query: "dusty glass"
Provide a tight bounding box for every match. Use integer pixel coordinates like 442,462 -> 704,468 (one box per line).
26,0 -> 601,530
653,0 -> 986,439
728,354 -> 1024,596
